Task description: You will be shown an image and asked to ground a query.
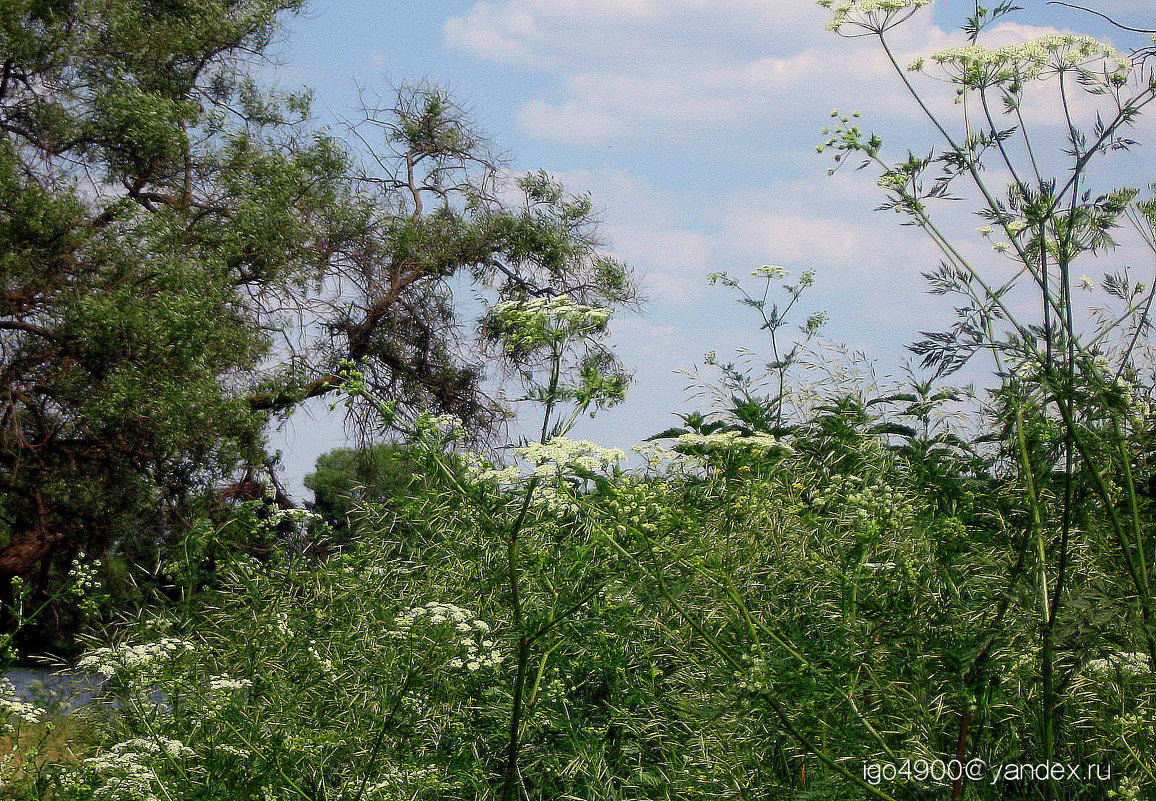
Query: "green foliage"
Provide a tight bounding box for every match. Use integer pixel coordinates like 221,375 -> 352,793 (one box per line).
0,2 -> 638,646
6,3 -> 1156,800
812,2 -> 1156,798
304,443 -> 443,539
12,414 -> 1148,800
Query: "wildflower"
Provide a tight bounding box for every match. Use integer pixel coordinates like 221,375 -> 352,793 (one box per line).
1084,651 -> 1150,677
751,264 -> 789,279
392,602 -> 503,670
215,745 -> 249,759
307,641 -> 335,674
516,438 -> 626,477
413,412 -> 467,443
631,441 -> 676,470
208,676 -> 252,692
78,638 -> 196,678
820,0 -> 933,33
485,295 -> 613,355
0,679 -> 45,729
673,430 -> 792,457
911,34 -> 1128,88
82,736 -> 195,800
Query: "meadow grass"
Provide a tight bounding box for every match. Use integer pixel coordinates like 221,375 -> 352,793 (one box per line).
3,428 -> 1151,799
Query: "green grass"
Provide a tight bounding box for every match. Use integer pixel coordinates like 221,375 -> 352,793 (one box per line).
6,434 -> 1152,800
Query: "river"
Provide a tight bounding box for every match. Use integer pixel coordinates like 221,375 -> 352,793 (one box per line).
4,665 -> 105,711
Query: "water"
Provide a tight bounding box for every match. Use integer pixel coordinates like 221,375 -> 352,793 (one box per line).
4,665 -> 105,712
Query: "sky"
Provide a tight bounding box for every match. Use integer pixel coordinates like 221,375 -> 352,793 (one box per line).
262,0 -> 1156,498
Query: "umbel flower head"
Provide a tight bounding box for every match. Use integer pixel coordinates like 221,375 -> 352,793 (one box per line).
818,0 -> 932,34
464,437 -> 626,486
78,638 -> 196,678
673,430 -> 792,458
483,295 -> 613,356
909,35 -> 1129,88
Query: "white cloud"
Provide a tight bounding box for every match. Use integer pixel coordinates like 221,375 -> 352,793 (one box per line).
443,0 -> 1156,394
446,0 -> 1151,158
444,3 -> 556,69
550,167 -> 713,303
444,0 -> 965,151
517,99 -> 621,145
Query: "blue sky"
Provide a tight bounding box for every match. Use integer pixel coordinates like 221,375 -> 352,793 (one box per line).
263,0 -> 1156,497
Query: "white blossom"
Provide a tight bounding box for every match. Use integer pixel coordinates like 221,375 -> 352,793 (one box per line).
78,638 -> 196,678
750,264 -> 789,279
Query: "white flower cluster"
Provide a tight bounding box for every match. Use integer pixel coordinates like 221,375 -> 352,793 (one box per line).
66,553 -> 104,616
819,0 -> 932,32
494,295 -> 611,330
201,675 -> 252,715
975,223 -> 1018,253
631,441 -> 677,471
673,431 -> 791,457
413,412 -> 467,442
531,483 -> 582,517
812,474 -> 903,525
307,640 -> 335,675
488,295 -> 613,351
468,438 -> 626,492
207,675 -> 251,692
214,744 -> 249,759
78,638 -> 196,678
0,678 -> 45,730
517,437 -> 627,477
264,505 -> 324,529
352,764 -> 444,799
67,554 -> 102,593
1084,651 -> 1151,678
750,264 -> 789,280
79,738 -> 193,801
106,737 -> 194,760
910,35 -> 1129,86
463,454 -> 524,486
393,601 -> 502,671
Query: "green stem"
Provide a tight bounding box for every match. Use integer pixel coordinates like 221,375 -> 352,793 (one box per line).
1014,405 -> 1055,795
592,509 -> 900,801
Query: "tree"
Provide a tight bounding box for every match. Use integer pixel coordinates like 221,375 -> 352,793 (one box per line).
0,0 -> 636,634
304,443 -> 434,540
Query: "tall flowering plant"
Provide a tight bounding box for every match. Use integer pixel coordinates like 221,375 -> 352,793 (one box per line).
818,0 -> 1156,796
339,289 -> 630,800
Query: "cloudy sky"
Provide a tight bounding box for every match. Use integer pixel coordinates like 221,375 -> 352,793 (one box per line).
265,0 -> 1156,496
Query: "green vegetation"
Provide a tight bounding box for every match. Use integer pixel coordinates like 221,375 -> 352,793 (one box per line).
303,444 -> 437,542
0,0 -> 635,649
3,1 -> 1156,799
